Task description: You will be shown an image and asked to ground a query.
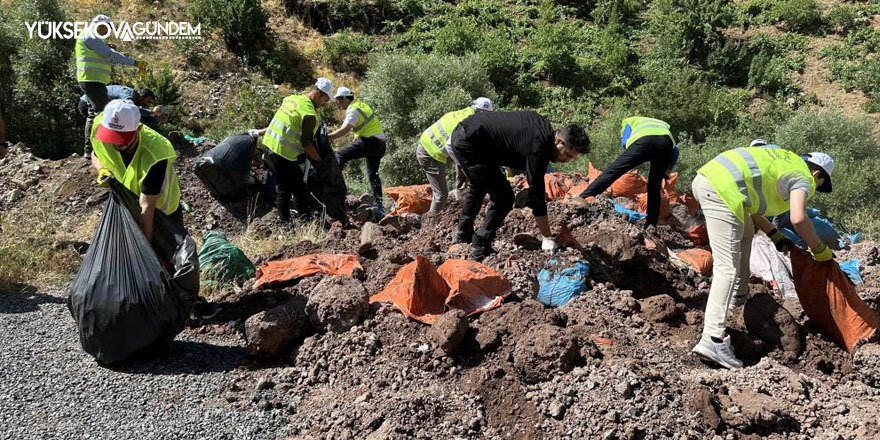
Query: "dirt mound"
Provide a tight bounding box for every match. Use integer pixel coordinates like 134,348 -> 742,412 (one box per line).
306,275 -> 370,333
744,293 -> 804,363
512,323 -> 595,384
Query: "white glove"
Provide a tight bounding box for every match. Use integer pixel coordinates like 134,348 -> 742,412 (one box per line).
542,237 -> 557,251
247,129 -> 261,139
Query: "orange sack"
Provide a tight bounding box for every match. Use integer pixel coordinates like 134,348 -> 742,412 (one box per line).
790,249 -> 879,351
679,193 -> 700,217
587,162 -> 602,183
636,192 -> 672,222
686,222 -> 709,246
675,249 -> 713,276
610,170 -> 647,198
544,173 -> 584,201
385,184 -> 433,215
664,173 -> 680,201
254,254 -> 363,289
370,256 -> 511,325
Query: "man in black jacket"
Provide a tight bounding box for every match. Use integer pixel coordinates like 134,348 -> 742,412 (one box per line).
449,111 -> 590,261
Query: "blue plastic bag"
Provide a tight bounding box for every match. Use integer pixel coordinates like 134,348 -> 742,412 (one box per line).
840,259 -> 863,285
537,259 -> 590,307
613,203 -> 646,223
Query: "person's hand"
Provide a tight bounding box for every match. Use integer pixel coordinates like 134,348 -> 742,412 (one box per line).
541,237 -> 557,252
811,243 -> 834,262
247,129 -> 261,139
96,168 -> 113,188
135,60 -> 148,80
769,229 -> 794,253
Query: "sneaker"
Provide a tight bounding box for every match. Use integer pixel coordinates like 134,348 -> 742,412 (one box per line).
455,230 -> 473,244
470,234 -> 496,262
692,333 -> 743,369
191,297 -> 221,321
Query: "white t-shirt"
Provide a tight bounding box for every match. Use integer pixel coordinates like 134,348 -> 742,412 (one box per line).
344,108 -> 385,140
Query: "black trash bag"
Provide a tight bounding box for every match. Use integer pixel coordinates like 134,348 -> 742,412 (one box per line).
306,122 -> 348,223
193,133 -> 255,201
68,184 -> 199,364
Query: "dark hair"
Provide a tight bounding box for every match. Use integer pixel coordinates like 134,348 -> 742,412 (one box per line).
806,161 -> 829,180
138,88 -> 156,100
557,123 -> 590,154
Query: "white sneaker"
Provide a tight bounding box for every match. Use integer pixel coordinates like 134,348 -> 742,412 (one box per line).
692,333 -> 743,369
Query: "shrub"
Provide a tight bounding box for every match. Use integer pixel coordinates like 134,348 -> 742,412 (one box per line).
284,0 -> 431,35
741,0 -> 824,34
591,0 -> 643,26
645,0 -> 735,64
320,31 -> 373,74
137,64 -> 181,106
204,77 -> 283,140
825,5 -> 867,34
191,0 -> 269,61
363,53 -> 495,185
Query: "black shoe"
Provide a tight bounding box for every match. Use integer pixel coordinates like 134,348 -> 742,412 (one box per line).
191,297 -> 220,321
455,230 -> 473,244
470,234 -> 496,262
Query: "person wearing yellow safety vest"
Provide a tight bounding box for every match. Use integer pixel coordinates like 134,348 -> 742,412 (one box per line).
250,78 -> 333,223
417,97 -> 495,213
76,15 -> 147,159
328,87 -> 386,214
691,147 -> 836,369
579,117 -> 679,227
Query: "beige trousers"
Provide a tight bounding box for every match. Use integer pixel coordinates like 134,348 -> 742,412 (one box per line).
692,174 -> 754,339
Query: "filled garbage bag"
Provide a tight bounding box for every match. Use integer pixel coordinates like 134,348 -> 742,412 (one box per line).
253,253 -> 363,289
674,249 -> 713,276
198,231 -> 255,284
790,248 -> 879,351
305,122 -> 347,223
775,208 -> 843,250
193,134 -> 255,201
67,189 -> 199,364
385,184 -> 433,215
437,259 -> 512,315
536,259 -> 590,307
610,169 -> 647,198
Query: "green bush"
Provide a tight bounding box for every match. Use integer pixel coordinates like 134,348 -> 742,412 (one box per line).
825,5 -> 866,34
363,53 -> 495,185
137,65 -> 181,106
775,109 -> 880,234
204,77 -> 283,140
284,0 -> 432,34
591,0 -> 643,25
191,0 -> 268,60
320,31 -> 373,74
741,0 -> 824,33
645,0 -> 735,64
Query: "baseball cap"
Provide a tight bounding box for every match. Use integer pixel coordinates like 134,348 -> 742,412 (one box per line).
334,86 -> 354,99
803,152 -> 835,193
95,99 -> 141,145
749,139 -> 767,147
471,97 -> 494,112
314,78 -> 333,97
92,14 -> 112,25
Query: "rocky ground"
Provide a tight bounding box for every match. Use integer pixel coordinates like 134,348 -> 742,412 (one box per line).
4,142 -> 880,439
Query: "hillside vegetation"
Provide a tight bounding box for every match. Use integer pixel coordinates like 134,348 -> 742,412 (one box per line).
2,0 -> 880,234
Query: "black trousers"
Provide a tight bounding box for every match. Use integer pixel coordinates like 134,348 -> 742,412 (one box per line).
581,135 -> 674,226
263,150 -> 311,222
458,163 -> 515,242
79,82 -> 109,158
337,136 -> 386,202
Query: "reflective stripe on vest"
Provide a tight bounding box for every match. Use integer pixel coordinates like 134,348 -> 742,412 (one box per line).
419,107 -> 475,163
348,100 -> 383,138
75,39 -> 111,84
621,116 -> 674,149
262,95 -> 318,162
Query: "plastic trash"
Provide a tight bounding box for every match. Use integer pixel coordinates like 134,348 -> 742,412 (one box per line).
193,134 -> 256,201
536,259 -> 590,307
183,134 -> 210,143
675,249 -> 713,276
254,254 -> 363,289
385,184 -> 433,215
306,122 -> 348,223
613,203 -> 646,223
198,231 -> 255,284
840,259 -> 863,285
775,210 -> 843,250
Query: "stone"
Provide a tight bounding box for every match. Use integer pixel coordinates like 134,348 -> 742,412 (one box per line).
359,222 -> 383,255
244,299 -> 309,357
427,309 -> 469,355
306,276 -> 370,333
743,293 -> 803,363
548,400 -> 566,419
639,294 -> 681,322
513,324 -> 584,384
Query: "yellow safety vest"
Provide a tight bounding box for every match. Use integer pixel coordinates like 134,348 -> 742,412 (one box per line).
621,116 -> 674,148
75,38 -> 112,84
698,147 -> 816,223
262,95 -> 320,162
348,99 -> 383,139
419,107 -> 475,163
91,113 -> 181,215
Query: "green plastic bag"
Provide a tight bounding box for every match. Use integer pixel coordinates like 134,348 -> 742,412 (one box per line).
198,231 -> 255,284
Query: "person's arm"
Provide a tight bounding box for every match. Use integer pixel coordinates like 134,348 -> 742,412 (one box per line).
329,124 -> 352,140
91,152 -> 103,172
301,115 -> 320,162
789,189 -> 822,249
83,35 -> 136,66
137,160 -> 167,242
330,109 -> 358,140
525,153 -> 551,236
139,193 -> 158,242
751,214 -> 775,235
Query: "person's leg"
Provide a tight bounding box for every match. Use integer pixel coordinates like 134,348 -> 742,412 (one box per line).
417,144 -> 449,213
80,82 -> 108,159
580,141 -> 651,198
364,138 -> 386,203
264,152 -> 294,222
457,164 -> 487,243
729,214 -> 756,308
645,136 -> 674,226
474,166 -> 515,242
287,158 -> 315,218
336,138 -> 368,171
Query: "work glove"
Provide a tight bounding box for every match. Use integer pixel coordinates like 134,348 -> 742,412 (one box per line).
96,168 -> 113,188
769,229 -> 794,253
541,237 -> 557,252
135,60 -> 148,80
247,129 -> 261,139
810,243 -> 834,262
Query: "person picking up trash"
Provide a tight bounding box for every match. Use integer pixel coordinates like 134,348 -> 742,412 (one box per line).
449,111 -> 590,261
249,78 -> 333,223
579,116 -> 678,227
328,86 -> 387,215
417,97 -> 494,213
691,147 -> 835,369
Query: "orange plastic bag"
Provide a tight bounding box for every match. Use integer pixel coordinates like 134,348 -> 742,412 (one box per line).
385,184 -> 433,215
664,173 -> 680,201
610,170 -> 647,198
543,173 -> 584,201
791,249 -> 879,351
254,254 -> 363,289
587,162 -> 602,183
636,192 -> 672,221
675,249 -> 713,276
687,222 -> 709,246
679,193 -> 700,216
437,259 -> 512,315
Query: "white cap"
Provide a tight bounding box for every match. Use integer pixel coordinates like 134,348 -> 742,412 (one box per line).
92,14 -> 112,25
804,152 -> 835,193
471,97 -> 494,112
314,78 -> 333,97
749,138 -> 767,147
96,99 -> 141,144
334,86 -> 354,99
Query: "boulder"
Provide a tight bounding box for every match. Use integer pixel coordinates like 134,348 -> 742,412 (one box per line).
245,300 -> 309,356
426,309 -> 469,355
359,222 -> 383,255
306,276 -> 370,333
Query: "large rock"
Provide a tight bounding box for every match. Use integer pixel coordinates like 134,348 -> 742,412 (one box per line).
513,324 -> 583,384
306,276 -> 369,333
743,293 -> 803,363
427,309 -> 469,355
245,300 -> 309,357
719,389 -> 795,434
359,222 -> 383,255
639,294 -> 682,322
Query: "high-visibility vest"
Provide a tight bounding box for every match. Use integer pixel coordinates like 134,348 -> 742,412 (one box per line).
620,116 -> 674,148
419,107 -> 475,163
698,147 -> 816,223
75,38 -> 112,84
262,95 -> 319,162
91,113 -> 181,215
348,99 -> 383,139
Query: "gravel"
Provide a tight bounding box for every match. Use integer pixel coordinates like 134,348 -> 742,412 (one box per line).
0,289 -> 290,439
